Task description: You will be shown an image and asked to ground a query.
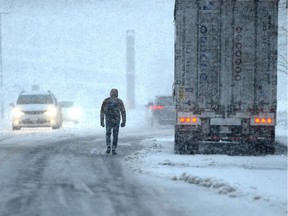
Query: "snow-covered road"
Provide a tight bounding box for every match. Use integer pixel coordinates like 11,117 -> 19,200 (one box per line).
0,124 -> 286,216
0,129 -> 182,216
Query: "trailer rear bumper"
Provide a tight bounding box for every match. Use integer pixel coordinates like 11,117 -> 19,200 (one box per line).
175,124 -> 275,139
174,124 -> 276,155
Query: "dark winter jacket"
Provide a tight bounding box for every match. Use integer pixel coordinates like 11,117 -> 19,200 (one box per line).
100,89 -> 126,126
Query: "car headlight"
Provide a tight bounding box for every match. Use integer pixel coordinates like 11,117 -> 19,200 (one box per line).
68,107 -> 81,119
45,107 -> 58,117
12,108 -> 24,118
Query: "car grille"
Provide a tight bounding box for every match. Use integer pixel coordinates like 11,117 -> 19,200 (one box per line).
23,110 -> 46,115
22,118 -> 49,124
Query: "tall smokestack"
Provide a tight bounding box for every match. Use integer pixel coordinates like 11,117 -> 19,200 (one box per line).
126,30 -> 135,109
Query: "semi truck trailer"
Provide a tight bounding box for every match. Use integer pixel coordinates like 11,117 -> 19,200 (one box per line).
173,0 -> 279,154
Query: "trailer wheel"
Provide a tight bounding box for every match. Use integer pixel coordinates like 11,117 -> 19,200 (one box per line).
262,141 -> 275,155
174,126 -> 199,154
264,145 -> 275,154
174,131 -> 185,154
253,141 -> 275,155
186,139 -> 199,154
249,126 -> 275,155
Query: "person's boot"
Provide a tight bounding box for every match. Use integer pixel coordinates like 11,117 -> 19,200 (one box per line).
106,146 -> 111,154
112,150 -> 117,155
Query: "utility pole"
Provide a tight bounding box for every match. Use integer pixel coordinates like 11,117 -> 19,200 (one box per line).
0,12 -> 9,120
0,14 -> 3,119
126,30 -> 136,109
0,14 -> 4,88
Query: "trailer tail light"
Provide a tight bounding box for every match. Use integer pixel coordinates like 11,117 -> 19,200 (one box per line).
251,117 -> 274,126
150,105 -> 165,110
179,117 -> 185,123
178,116 -> 200,125
177,112 -> 201,125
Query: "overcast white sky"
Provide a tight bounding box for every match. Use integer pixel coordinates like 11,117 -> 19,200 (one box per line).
0,0 -> 175,108
0,0 -> 286,110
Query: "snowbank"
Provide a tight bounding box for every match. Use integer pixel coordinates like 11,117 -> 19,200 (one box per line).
125,135 -> 287,215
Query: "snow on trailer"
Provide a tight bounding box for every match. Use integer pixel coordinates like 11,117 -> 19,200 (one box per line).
173,0 -> 279,154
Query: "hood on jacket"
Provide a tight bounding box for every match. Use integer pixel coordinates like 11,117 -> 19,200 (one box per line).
110,89 -> 118,98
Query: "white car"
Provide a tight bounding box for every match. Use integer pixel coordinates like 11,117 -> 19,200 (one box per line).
11,91 -> 63,130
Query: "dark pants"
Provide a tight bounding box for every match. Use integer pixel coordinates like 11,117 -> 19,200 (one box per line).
106,122 -> 120,150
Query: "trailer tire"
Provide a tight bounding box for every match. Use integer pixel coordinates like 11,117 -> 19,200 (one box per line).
186,139 -> 199,154
264,143 -> 275,155
174,133 -> 185,154
174,127 -> 199,154
253,141 -> 275,155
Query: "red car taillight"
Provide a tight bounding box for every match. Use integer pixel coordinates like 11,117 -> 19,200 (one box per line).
150,105 -> 165,110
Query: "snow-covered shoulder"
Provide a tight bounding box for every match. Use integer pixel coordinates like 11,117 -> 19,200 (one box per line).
125,135 -> 287,216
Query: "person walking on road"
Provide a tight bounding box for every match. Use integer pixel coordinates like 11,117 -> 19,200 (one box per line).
100,88 -> 126,155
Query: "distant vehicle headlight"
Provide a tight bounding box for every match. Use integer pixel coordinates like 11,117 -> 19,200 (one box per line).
68,107 -> 81,119
45,106 -> 58,117
12,108 -> 24,118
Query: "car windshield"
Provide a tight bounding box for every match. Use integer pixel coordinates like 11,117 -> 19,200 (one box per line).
16,94 -> 53,104
155,97 -> 174,106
